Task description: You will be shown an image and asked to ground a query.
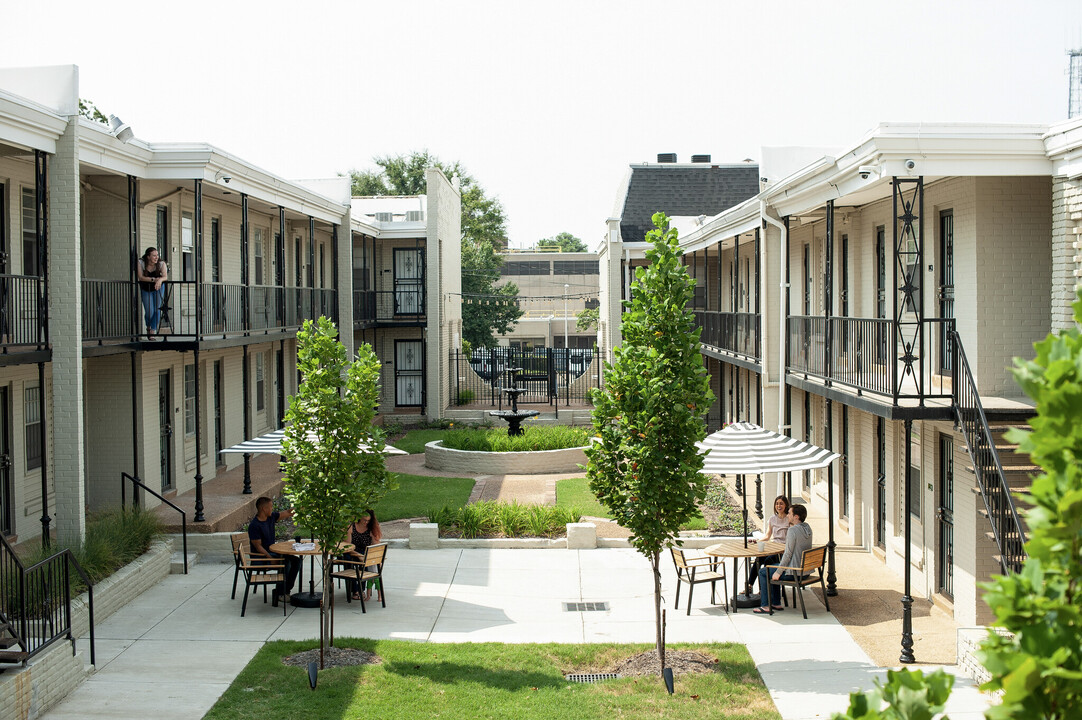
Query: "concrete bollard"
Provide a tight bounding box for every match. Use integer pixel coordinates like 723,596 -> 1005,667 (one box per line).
410,522 -> 440,550
566,522 -> 597,549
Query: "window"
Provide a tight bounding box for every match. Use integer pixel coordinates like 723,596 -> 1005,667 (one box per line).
501,260 -> 549,276
907,424 -> 922,518
22,188 -> 39,276
156,205 -> 169,262
840,406 -> 849,519
181,212 -> 194,281
294,237 -> 303,286
319,244 -> 325,288
253,229 -> 264,285
25,386 -> 42,471
184,364 -> 196,436
210,217 -> 221,283
802,392 -> 812,492
256,354 -> 265,411
553,260 -> 598,275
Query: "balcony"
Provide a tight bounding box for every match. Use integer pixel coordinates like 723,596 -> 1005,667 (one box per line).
786,315 -> 953,402
353,289 -> 427,328
0,275 -> 47,354
81,279 -> 337,344
693,310 -> 760,363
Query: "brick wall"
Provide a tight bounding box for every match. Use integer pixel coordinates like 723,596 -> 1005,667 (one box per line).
1051,176 -> 1082,330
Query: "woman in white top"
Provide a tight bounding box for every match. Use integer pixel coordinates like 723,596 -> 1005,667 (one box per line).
749,495 -> 791,594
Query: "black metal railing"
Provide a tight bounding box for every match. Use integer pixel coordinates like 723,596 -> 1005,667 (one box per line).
694,311 -> 759,361
950,331 -> 1027,575
353,289 -> 427,326
0,274 -> 47,349
451,347 -> 601,408
121,472 -> 187,574
786,316 -> 953,400
81,280 -> 337,343
0,533 -> 95,667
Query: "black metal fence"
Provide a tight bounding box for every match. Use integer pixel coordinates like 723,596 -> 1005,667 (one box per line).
694,311 -> 759,361
353,289 -> 427,326
451,347 -> 602,407
0,274 -> 46,348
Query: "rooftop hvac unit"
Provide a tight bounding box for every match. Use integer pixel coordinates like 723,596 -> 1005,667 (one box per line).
691,154 -> 712,163
656,153 -> 677,163
374,212 -> 393,222
406,210 -> 425,222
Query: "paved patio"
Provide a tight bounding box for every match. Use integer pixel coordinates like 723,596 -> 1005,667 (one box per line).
41,548 -> 992,720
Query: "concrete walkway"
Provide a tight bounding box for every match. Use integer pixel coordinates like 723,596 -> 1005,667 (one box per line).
41,549 -> 991,720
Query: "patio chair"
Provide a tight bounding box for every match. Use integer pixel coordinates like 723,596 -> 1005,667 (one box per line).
671,547 -> 728,615
767,545 -> 829,619
229,533 -> 248,600
237,545 -> 287,617
331,543 -> 387,613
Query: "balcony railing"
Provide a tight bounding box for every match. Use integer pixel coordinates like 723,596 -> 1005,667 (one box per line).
693,310 -> 760,361
81,279 -> 337,343
354,289 -> 427,326
787,315 -> 953,401
0,274 -> 46,350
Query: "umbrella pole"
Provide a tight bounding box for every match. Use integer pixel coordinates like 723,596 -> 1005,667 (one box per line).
735,473 -> 760,608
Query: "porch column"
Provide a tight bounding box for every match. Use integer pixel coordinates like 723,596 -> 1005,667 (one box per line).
241,193 -> 249,334
194,180 -> 203,339
277,207 -> 286,327
783,217 -> 792,499
716,239 -> 722,311
825,200 -> 834,385
892,177 -> 925,402
734,234 -> 740,311
308,216 -> 316,321
826,398 -> 837,595
242,345 -> 251,494
129,175 -> 139,339
900,417 -> 916,663
49,117 -> 86,544
704,246 -> 710,311
194,347 -> 204,521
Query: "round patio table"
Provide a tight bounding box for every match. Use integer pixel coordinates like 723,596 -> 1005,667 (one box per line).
269,540 -> 353,608
704,539 -> 786,613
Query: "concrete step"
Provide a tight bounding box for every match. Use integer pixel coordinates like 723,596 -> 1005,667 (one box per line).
170,551 -> 199,574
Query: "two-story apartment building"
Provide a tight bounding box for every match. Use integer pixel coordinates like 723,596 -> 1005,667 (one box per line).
0,65 -> 461,546
613,120 -> 1082,653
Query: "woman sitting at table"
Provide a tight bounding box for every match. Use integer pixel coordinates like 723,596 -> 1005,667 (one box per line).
342,510 -> 383,601
747,495 -> 791,595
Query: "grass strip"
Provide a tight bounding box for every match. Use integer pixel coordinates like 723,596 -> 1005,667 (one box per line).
374,473 -> 474,521
205,639 -> 779,720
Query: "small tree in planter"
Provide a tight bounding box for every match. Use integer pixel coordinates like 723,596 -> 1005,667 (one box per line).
282,317 -> 393,669
585,212 -> 713,670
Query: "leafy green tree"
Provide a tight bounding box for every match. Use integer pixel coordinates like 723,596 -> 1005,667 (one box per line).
584,212 -> 713,670
576,306 -> 599,332
977,291 -> 1082,719
281,317 -> 394,668
538,232 -> 588,253
348,151 -> 522,346
832,668 -> 954,720
78,98 -> 108,124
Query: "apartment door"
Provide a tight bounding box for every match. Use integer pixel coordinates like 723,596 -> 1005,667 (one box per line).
395,339 -> 424,407
875,417 -> 886,549
213,360 -> 223,465
393,248 -> 424,315
275,349 -> 284,429
0,388 -> 11,536
210,218 -> 224,331
158,370 -> 174,492
937,436 -> 954,599
938,212 -> 954,373
0,182 -> 7,273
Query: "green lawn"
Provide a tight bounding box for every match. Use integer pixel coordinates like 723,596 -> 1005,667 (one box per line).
556,478 -> 706,531
392,429 -> 451,454
374,473 -> 474,521
205,639 -> 779,720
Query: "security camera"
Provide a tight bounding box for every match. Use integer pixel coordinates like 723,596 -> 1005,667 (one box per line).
857,165 -> 877,180
904,159 -> 916,171
222,174 -> 232,184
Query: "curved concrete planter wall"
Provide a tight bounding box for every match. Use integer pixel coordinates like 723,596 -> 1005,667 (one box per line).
423,440 -> 588,475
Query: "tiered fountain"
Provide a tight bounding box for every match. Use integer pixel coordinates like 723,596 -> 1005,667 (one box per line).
489,367 -> 540,436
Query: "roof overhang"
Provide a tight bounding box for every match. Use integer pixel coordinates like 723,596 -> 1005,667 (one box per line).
1044,116 -> 1082,179
0,89 -> 67,154
678,195 -> 763,253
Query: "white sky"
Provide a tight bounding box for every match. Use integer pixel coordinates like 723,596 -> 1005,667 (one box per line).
3,1 -> 1082,249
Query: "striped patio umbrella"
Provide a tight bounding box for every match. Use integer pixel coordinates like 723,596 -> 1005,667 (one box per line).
219,428 -> 407,456
697,422 -> 839,476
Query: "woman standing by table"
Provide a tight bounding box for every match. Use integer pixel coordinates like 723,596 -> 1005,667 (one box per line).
343,510 -> 382,601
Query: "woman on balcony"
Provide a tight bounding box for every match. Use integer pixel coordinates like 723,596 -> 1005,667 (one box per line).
137,247 -> 167,340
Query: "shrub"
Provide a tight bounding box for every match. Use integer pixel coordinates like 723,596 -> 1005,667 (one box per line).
455,389 -> 476,406
426,501 -> 581,538
441,425 -> 591,452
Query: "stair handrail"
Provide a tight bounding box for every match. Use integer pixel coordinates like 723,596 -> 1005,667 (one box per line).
121,472 -> 187,574
950,330 -> 1028,574
0,533 -> 96,667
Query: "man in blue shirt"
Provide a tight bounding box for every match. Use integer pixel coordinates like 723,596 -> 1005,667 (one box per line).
248,496 -> 300,602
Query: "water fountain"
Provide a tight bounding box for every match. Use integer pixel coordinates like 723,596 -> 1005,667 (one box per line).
489,367 -> 540,436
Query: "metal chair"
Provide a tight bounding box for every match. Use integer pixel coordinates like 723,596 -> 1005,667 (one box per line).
671,547 -> 728,615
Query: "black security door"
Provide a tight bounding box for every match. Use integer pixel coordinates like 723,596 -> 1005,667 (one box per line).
938,212 -> 954,372
159,370 -> 174,492
937,436 -> 954,598
0,389 -> 11,535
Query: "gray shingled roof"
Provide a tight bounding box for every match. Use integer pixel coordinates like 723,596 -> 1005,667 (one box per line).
618,165 -> 760,243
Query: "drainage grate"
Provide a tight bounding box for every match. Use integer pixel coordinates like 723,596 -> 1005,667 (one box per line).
565,673 -> 621,683
563,601 -> 610,612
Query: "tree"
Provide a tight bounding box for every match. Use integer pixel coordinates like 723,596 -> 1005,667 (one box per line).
348,151 -> 522,346
281,317 -> 394,668
576,306 -> 599,332
584,212 -> 713,671
538,232 -> 588,253
78,98 -> 108,125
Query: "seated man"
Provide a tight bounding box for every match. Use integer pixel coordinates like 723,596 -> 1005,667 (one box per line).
754,503 -> 812,613
247,496 -> 301,602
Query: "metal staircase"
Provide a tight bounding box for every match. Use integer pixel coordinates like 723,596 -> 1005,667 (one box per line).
949,330 -> 1029,575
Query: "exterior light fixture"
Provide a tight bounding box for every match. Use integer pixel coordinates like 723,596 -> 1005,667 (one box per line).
108,115 -> 134,143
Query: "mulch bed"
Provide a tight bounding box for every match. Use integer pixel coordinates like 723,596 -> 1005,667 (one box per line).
282,646 -> 381,669
611,650 -> 719,677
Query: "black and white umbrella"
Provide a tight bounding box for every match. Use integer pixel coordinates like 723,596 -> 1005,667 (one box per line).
219,428 -> 406,457
697,422 -> 839,477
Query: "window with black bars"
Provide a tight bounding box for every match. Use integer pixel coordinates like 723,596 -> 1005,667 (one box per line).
25,386 -> 41,471
184,365 -> 196,436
